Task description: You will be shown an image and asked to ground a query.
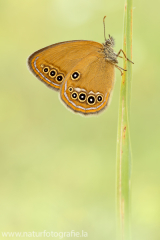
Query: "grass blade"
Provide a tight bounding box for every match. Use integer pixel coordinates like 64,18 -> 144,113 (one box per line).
116,0 -> 133,239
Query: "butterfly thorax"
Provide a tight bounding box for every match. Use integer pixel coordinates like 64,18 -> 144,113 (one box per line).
102,35 -> 118,64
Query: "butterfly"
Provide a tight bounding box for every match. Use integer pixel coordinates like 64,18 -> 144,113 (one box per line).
28,16 -> 133,115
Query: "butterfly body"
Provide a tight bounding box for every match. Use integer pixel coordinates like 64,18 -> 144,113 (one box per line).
28,19 -> 133,115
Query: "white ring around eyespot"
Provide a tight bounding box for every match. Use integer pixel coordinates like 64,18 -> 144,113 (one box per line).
34,57 -> 60,87
64,81 -> 107,111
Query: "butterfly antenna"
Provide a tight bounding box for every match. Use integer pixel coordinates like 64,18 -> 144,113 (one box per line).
103,16 -> 107,42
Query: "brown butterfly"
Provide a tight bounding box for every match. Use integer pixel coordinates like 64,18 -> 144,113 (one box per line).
28,16 -> 133,115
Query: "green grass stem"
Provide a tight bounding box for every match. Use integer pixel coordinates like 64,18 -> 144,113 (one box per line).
116,0 -> 133,239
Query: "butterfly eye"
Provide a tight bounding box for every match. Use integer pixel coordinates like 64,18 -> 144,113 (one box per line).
49,69 -> 57,78
43,67 -> 49,73
56,74 -> 64,82
68,87 -> 73,92
71,71 -> 80,80
97,95 -> 103,102
71,92 -> 78,100
87,95 -> 95,105
78,92 -> 86,102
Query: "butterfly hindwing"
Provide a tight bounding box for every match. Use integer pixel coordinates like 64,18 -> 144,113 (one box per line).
60,52 -> 115,114
28,40 -> 102,90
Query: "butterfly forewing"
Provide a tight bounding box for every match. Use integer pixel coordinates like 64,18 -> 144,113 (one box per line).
28,40 -> 102,91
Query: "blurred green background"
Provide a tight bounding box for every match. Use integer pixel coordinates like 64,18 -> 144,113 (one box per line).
0,0 -> 160,239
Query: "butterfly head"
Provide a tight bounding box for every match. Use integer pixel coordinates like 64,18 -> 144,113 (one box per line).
104,35 -> 115,48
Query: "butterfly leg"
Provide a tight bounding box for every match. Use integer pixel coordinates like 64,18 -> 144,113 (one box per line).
115,64 -> 127,76
117,49 -> 134,64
